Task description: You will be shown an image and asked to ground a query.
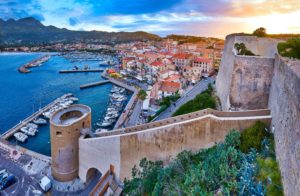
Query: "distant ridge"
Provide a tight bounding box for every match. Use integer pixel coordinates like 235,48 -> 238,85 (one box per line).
0,17 -> 161,46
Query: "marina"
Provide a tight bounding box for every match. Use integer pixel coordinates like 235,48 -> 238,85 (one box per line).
95,85 -> 129,130
0,93 -> 76,140
0,53 -> 135,156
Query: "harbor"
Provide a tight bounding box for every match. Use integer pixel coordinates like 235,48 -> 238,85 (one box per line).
18,55 -> 51,73
0,93 -> 77,140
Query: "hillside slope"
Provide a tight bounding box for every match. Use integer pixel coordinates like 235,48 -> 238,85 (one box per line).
0,17 -> 160,45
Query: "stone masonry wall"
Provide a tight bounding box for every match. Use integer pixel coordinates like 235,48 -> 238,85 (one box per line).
230,56 -> 274,110
78,110 -> 271,181
268,55 -> 300,196
216,34 -> 236,110
216,35 -> 280,110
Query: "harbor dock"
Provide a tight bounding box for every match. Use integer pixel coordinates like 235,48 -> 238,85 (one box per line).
79,74 -> 137,92
80,80 -> 110,89
0,93 -> 72,140
59,69 -> 104,73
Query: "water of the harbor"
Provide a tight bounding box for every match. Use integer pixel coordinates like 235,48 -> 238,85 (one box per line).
0,52 -> 124,156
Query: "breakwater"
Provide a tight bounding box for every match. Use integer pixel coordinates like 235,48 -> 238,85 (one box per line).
18,55 -> 51,73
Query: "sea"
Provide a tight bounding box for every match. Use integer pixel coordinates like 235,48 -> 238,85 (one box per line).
0,52 -> 119,156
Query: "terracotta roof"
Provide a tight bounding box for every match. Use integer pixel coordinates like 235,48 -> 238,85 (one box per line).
173,53 -> 193,59
159,81 -> 181,93
164,74 -> 182,82
194,57 -> 213,64
123,57 -> 135,61
150,61 -> 164,67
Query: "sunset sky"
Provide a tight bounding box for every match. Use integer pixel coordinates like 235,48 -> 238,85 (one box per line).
1,0 -> 300,37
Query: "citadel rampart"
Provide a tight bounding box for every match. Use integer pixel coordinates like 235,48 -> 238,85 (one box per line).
78,109 -> 271,181
216,34 -> 300,196
216,35 -> 281,110
269,55 -> 300,196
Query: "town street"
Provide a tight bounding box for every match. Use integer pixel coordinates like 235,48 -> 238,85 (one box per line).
154,77 -> 215,121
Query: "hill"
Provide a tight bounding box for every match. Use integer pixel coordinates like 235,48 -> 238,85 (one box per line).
0,17 -> 160,46
164,34 -> 223,44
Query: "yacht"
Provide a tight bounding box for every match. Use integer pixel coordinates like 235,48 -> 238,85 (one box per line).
33,118 -> 47,125
97,121 -> 113,127
95,128 -> 109,134
20,127 -> 36,136
27,123 -> 38,129
14,132 -> 28,142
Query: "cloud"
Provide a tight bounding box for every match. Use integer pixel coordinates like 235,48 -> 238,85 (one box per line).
69,17 -> 79,26
0,0 -> 299,37
177,0 -> 300,17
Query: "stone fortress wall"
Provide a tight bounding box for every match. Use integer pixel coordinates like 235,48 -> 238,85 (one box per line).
78,109 -> 271,181
58,34 -> 299,196
268,55 -> 300,196
217,34 -> 300,196
216,35 -> 282,110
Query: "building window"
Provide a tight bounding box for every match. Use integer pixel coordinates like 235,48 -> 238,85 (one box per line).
56,131 -> 62,136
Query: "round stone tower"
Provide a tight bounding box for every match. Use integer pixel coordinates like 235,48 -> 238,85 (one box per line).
50,104 -> 91,182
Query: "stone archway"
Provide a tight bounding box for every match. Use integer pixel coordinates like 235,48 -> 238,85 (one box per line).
86,167 -> 102,183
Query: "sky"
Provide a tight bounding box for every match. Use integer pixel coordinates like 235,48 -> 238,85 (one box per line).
1,0 -> 300,38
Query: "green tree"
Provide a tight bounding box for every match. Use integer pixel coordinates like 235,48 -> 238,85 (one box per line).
137,89 -> 147,100
253,27 -> 267,37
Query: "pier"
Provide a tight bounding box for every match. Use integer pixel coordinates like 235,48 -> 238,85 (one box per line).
79,74 -> 136,92
80,80 -> 110,89
0,93 -> 72,140
59,69 -> 104,73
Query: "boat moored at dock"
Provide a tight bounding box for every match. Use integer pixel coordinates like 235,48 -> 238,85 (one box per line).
13,132 -> 28,142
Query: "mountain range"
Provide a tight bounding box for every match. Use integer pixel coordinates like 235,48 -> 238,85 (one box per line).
0,17 -> 160,46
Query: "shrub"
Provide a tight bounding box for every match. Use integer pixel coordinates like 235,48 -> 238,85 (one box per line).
239,121 -> 270,153
277,38 -> 300,59
234,43 -> 256,56
124,125 -> 283,196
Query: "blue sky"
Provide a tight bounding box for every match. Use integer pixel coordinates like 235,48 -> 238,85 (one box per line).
1,0 -> 300,37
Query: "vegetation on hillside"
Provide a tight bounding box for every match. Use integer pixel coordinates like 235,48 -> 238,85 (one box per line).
172,84 -> 216,116
164,34 -> 222,45
277,38 -> 300,59
124,122 -> 283,196
234,43 -> 256,56
148,93 -> 181,122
